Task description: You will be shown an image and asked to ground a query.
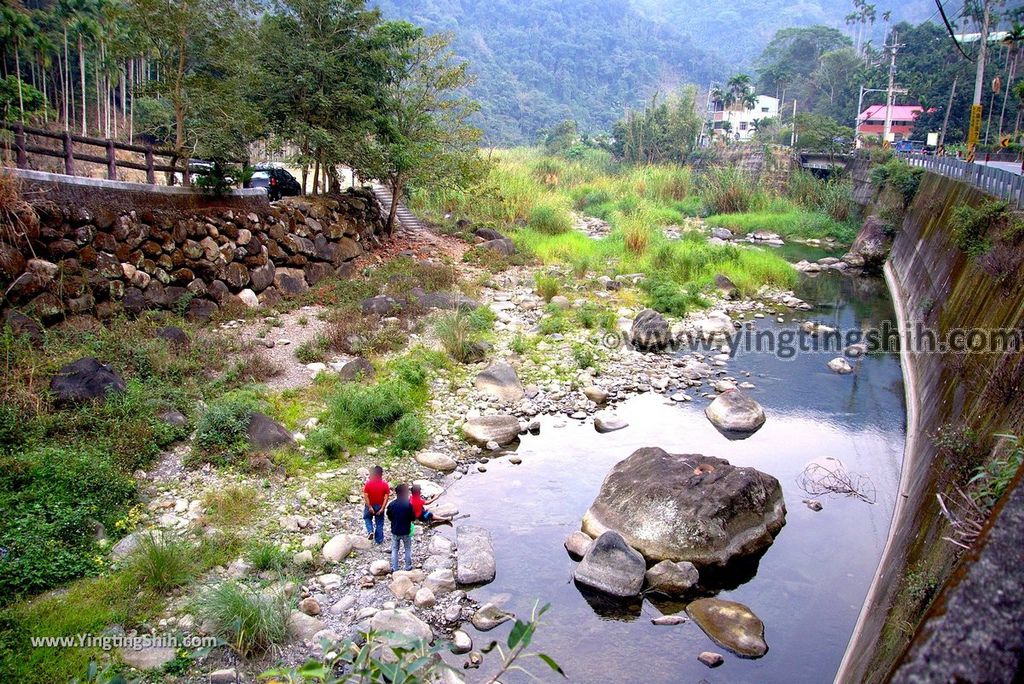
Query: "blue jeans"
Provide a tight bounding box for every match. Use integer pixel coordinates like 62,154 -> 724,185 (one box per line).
391,533 -> 412,571
363,506 -> 385,544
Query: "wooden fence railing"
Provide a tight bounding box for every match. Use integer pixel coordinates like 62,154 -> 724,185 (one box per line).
1,121 -> 182,184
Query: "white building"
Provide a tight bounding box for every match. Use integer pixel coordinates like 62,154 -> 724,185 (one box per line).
710,95 -> 779,141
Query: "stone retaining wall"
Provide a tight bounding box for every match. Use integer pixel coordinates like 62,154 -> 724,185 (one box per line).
0,182 -> 387,324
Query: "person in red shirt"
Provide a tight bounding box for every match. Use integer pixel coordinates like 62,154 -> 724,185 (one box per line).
362,466 -> 390,544
409,484 -> 435,525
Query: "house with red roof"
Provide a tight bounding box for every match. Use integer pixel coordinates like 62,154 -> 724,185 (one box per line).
857,104 -> 925,141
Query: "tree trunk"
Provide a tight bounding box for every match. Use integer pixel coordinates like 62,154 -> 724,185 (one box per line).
63,27 -> 70,131
15,40 -> 24,122
386,177 -> 403,236
79,37 -> 87,136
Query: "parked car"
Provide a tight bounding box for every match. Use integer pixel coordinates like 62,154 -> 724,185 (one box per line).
250,165 -> 302,201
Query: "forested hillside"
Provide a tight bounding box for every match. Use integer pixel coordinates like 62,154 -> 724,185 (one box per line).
374,0 -> 721,144
374,0 -> 934,144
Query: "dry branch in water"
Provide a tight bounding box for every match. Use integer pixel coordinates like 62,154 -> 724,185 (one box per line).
797,458 -> 877,504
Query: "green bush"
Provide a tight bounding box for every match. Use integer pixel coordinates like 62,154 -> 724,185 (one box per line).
950,200 -> 1008,257
970,434 -> 1024,508
391,414 -> 428,455
869,158 -> 923,205
641,276 -> 707,317
0,446 -> 136,600
196,582 -> 289,656
571,343 -> 596,369
194,395 -> 256,462
295,335 -> 330,364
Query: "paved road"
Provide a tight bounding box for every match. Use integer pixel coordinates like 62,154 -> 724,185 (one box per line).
977,160 -> 1024,175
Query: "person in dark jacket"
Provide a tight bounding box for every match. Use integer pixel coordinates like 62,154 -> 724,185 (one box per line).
386,484 -> 417,571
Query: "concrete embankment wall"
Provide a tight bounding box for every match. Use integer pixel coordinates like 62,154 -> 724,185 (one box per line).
838,171 -> 1024,681
1,170 -> 387,324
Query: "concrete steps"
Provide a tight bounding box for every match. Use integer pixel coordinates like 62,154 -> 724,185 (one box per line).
372,185 -> 426,232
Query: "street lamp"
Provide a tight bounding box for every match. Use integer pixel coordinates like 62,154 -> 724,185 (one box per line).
855,87 -> 888,148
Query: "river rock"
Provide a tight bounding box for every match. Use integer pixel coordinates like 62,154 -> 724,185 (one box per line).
471,603 -> 513,631
583,385 -> 609,404
687,598 -> 768,658
652,614 -> 687,626
582,448 -> 785,567
698,651 -> 725,668
322,534 -> 356,562
645,560 -> 700,595
451,630 -> 473,654
50,357 -> 125,406
474,362 -> 525,402
564,530 -> 593,559
456,525 -> 496,585
338,357 -> 375,381
287,611 -> 326,642
424,568 -> 456,595
369,609 -> 433,644
630,309 -> 671,351
704,390 -> 766,436
247,412 -> 295,450
415,451 -> 457,472
572,530 -> 646,597
120,646 -> 177,670
462,415 -> 520,447
714,274 -> 737,299
828,357 -> 853,374
594,412 -> 628,433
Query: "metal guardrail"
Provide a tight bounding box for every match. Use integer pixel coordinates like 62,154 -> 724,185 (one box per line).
897,152 -> 1024,209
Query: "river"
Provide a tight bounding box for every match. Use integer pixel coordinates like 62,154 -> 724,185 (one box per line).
437,269 -> 906,683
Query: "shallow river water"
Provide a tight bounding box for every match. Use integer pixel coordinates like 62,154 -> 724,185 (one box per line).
438,272 -> 906,683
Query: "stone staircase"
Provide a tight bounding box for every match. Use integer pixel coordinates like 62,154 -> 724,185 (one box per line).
372,185 -> 426,232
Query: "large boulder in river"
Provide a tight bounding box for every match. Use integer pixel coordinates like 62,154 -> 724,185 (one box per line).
573,530 -> 646,597
704,390 -> 766,437
369,609 -> 433,644
50,357 -> 125,406
474,362 -> 525,402
630,309 -> 671,351
687,598 -> 768,658
462,415 -> 520,446
581,448 -> 785,567
842,215 -> 892,273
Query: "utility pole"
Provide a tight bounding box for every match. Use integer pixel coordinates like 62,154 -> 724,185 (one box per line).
790,100 -> 798,147
967,0 -> 991,163
939,73 -> 959,150
882,31 -> 905,143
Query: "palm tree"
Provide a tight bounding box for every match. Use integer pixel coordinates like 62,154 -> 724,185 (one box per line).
727,74 -> 756,112
999,22 -> 1024,139
68,0 -> 100,135
1,6 -> 36,122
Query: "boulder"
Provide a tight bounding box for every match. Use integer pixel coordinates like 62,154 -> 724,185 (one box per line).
828,357 -> 853,374
423,568 -> 457,595
630,309 -> 670,351
695,311 -> 736,338
337,357 -> 375,382
564,530 -> 593,559
369,609 -> 433,644
572,530 -> 645,597
471,603 -> 513,631
322,534 -> 356,563
50,357 -> 125,406
155,326 -> 190,350
698,651 -> 725,668
687,598 -> 768,658
583,386 -> 609,404
456,525 -> 496,585
711,227 -> 734,240
594,412 -> 628,433
120,646 -> 178,671
474,362 -> 525,402
644,560 -> 699,595
451,630 -> 473,654
247,412 -> 295,450
462,415 -> 521,447
287,611 -> 326,642
581,448 -> 785,567
704,390 -> 766,436
842,215 -> 892,273
362,295 -> 398,316
415,451 -> 458,473
479,238 -> 516,255
474,227 -> 506,241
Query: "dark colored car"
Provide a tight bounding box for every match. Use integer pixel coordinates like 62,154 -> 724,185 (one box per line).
250,166 -> 302,201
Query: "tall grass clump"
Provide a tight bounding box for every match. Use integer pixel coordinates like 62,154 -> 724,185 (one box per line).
625,165 -> 693,201
127,534 -> 197,592
245,541 -> 290,574
699,167 -> 757,214
194,394 -> 258,463
436,311 -> 486,363
196,582 -> 289,656
534,273 -> 561,301
528,199 -> 573,235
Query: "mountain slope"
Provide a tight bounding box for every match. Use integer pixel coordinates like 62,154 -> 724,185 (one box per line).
374,0 -> 722,144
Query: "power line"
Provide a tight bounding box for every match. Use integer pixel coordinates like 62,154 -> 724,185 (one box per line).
935,0 -> 974,62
